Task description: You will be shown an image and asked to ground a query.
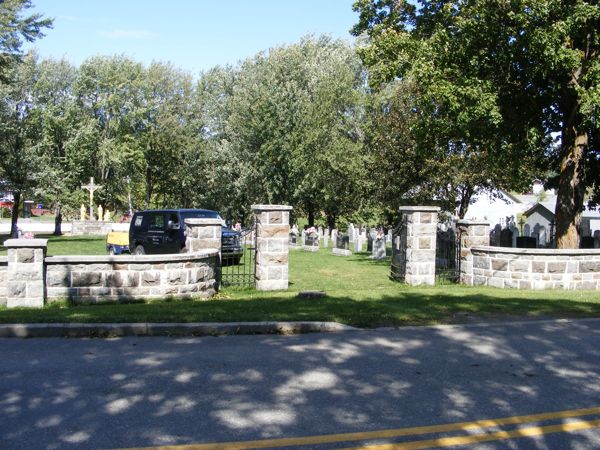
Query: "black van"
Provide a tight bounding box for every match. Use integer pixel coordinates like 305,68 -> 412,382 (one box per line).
129,209 -> 243,263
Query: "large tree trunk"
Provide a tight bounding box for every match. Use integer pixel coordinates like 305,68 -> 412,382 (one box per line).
457,184 -> 474,219
10,191 -> 21,238
53,204 -> 63,236
307,209 -> 315,227
327,213 -> 336,229
555,123 -> 587,249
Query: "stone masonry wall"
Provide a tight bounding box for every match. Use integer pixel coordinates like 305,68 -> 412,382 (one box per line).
469,247 -> 600,290
399,206 -> 440,286
0,257 -> 7,306
253,204 -> 292,291
45,252 -> 219,303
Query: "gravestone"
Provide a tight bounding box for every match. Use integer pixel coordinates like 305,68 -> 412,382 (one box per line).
372,236 -> 386,260
354,236 -> 363,253
331,229 -> 338,247
367,228 -> 376,252
333,233 -> 351,256
348,223 -> 355,242
500,227 -> 513,247
303,231 -> 319,252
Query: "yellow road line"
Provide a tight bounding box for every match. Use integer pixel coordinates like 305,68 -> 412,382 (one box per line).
343,418 -> 600,450
125,405 -> 600,450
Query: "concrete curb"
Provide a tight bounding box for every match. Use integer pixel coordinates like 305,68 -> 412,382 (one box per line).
0,321 -> 360,338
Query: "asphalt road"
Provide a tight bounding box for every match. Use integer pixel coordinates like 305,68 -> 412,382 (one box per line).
2,318 -> 600,450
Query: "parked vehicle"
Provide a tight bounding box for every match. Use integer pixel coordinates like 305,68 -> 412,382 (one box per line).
128,209 -> 243,263
106,231 -> 130,255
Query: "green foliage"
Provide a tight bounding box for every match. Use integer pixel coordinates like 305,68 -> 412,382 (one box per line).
0,0 -> 52,81
352,0 -> 600,245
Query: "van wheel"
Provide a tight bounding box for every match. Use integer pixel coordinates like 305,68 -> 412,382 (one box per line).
108,246 -> 116,255
133,245 -> 146,255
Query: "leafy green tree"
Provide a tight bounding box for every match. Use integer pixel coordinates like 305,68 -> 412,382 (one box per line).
32,57 -> 81,234
353,0 -> 600,248
0,0 -> 52,81
0,51 -> 43,236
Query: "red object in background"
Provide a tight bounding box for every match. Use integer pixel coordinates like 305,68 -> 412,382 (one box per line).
0,201 -> 13,208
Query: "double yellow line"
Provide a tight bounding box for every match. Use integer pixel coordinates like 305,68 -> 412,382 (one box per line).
128,405 -> 600,450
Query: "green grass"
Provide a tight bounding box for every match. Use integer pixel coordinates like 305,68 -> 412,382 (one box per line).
0,234 -> 106,256
1,240 -> 600,327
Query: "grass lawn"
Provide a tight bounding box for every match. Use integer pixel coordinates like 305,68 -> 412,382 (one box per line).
1,238 -> 600,327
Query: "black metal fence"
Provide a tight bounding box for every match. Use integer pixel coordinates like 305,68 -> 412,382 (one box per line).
220,222 -> 256,287
435,224 -> 461,284
390,217 -> 407,282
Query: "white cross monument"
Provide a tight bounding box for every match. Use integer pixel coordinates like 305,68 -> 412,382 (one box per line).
81,177 -> 101,221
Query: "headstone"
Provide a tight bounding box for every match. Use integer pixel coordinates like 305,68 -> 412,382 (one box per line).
348,223 -> 355,242
354,236 -> 362,252
323,234 -> 329,248
333,233 -> 351,256
331,229 -> 338,246
368,228 -> 377,252
387,229 -> 393,243
303,230 -> 319,252
372,235 -> 386,260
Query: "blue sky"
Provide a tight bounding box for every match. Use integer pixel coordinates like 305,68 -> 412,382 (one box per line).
25,1 -> 359,76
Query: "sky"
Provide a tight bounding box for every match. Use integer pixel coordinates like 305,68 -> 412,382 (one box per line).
25,0 -> 360,76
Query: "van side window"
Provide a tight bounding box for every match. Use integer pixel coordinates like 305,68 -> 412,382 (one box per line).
149,213 -> 165,231
134,215 -> 144,228
169,213 -> 179,226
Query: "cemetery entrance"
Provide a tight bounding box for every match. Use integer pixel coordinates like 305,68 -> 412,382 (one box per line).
435,222 -> 461,283
221,220 -> 256,287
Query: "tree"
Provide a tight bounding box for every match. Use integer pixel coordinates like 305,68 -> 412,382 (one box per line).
0,51 -> 43,236
352,0 -> 600,248
0,0 -> 52,81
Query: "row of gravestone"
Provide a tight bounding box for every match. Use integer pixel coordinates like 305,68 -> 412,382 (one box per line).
289,225 -> 389,260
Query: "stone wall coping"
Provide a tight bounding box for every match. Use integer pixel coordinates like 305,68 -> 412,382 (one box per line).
471,246 -> 600,256
3,238 -> 48,248
45,250 -> 218,265
0,256 -> 7,264
251,204 -> 293,211
457,220 -> 491,226
184,218 -> 224,226
399,206 -> 441,213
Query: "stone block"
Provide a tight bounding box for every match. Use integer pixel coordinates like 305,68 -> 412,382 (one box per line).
580,261 -> 600,273
72,272 -> 103,287
473,256 -> 489,270
420,212 -> 432,223
547,262 -> 566,274
14,264 -> 43,280
7,282 -> 26,298
509,260 -> 530,272
141,271 -> 162,286
268,266 -> 283,280
268,239 -> 285,252
532,261 -> 546,273
27,281 -> 44,298
16,248 -> 35,263
106,272 -> 139,288
488,277 -> 504,288
168,270 -> 188,285
473,276 -> 487,286
256,252 -> 288,265
491,258 -> 508,271
418,237 -> 432,249
128,264 -> 152,271
268,211 -> 283,224
258,225 -> 289,238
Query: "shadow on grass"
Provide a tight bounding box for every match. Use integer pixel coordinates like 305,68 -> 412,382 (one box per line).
2,290 -> 600,327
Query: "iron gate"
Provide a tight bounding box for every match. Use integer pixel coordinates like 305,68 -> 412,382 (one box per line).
435,223 -> 461,284
220,221 -> 256,287
390,217 -> 408,282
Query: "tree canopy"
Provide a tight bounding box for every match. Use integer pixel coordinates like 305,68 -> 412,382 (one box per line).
352,0 -> 600,247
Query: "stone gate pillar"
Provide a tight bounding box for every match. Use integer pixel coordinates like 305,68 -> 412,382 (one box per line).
457,220 -> 490,286
252,205 -> 292,291
184,218 -> 223,255
399,206 -> 440,286
4,238 -> 47,308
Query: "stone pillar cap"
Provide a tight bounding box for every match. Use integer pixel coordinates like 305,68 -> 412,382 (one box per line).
399,206 -> 441,212
251,204 -> 293,211
457,220 -> 491,226
3,238 -> 48,248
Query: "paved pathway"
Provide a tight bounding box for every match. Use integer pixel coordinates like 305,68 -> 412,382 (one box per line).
1,318 -> 600,449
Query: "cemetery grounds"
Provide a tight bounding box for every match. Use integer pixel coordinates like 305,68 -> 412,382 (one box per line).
1,234 -> 600,327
